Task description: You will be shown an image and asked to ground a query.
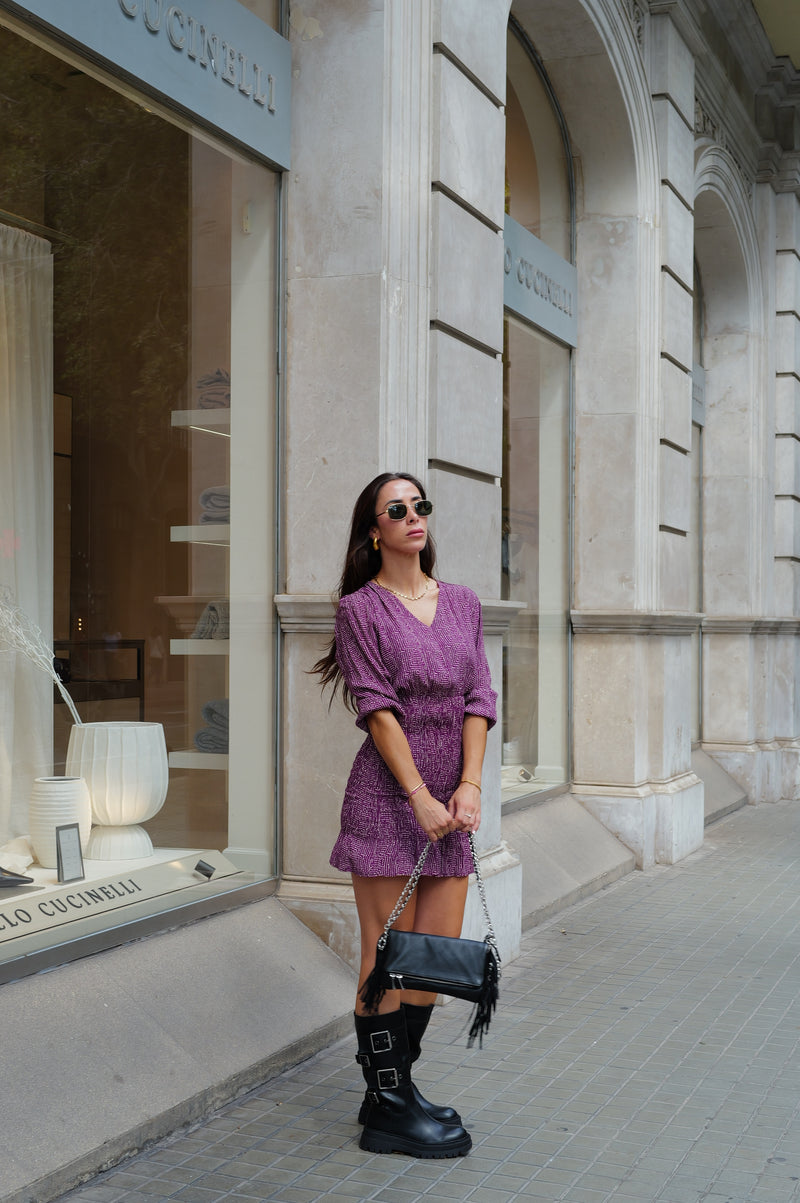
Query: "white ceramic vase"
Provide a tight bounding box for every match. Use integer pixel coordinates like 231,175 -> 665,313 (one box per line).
28,776 -> 91,869
66,721 -> 169,860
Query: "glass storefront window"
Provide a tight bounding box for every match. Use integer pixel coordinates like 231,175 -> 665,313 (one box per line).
502,22 -> 572,803
502,319 -> 570,799
0,19 -> 277,927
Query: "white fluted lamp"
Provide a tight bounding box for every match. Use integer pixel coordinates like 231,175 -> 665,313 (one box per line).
66,721 -> 168,859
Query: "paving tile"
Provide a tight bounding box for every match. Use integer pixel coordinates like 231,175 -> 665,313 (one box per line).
51,803 -> 800,1203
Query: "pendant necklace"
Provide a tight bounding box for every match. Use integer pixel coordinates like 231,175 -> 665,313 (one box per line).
375,574 -> 431,602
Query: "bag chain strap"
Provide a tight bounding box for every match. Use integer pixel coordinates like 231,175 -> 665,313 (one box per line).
376,832 -> 499,963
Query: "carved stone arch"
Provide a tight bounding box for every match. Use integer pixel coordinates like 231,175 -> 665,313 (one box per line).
693,142 -> 768,618
509,0 -> 660,609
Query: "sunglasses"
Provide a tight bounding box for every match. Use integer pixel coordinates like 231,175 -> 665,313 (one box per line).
376,499 -> 434,521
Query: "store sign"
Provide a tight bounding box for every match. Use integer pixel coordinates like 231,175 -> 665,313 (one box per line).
2,0 -> 291,168
0,854 -> 241,945
504,215 -> 577,348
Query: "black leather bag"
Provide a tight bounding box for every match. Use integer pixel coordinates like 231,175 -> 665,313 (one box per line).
359,833 -> 500,1046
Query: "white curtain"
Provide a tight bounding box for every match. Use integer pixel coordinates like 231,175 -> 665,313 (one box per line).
0,225 -> 54,841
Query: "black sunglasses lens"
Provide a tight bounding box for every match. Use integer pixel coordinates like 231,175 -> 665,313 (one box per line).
386,503 -> 407,519
415,500 -> 433,516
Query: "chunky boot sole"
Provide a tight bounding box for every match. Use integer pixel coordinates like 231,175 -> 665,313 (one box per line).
358,1085 -> 462,1127
359,1125 -> 472,1158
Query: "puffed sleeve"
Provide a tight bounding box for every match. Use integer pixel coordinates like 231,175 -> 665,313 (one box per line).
464,592 -> 497,730
335,592 -> 405,731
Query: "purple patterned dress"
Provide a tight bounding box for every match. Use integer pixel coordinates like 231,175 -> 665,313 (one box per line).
330,580 -> 497,878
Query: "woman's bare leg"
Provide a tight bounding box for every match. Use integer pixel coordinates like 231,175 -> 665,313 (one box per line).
352,874 -> 417,1014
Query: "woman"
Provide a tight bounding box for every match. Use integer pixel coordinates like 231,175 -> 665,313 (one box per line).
313,471 -> 496,1158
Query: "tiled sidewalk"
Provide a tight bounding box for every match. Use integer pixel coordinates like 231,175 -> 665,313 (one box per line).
58,800 -> 800,1202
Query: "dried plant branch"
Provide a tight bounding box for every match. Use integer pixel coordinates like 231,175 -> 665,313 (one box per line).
0,587 -> 82,726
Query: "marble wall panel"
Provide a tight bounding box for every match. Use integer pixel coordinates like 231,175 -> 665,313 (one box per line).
703,633 -> 756,743
431,192 -> 504,352
432,54 -> 505,229
660,356 -> 692,451
646,635 -> 692,780
427,468 -> 501,598
660,185 -> 694,292
574,217 -> 639,415
776,191 -> 800,252
773,559 -> 800,616
775,436 -> 800,496
433,0 -> 508,104
573,413 -> 637,610
652,97 -> 694,208
287,3 -> 383,280
703,478 -> 753,614
661,271 -> 693,372
775,312 -> 800,376
654,779 -> 704,865
774,496 -> 800,560
776,250 -> 800,315
282,631 -> 365,882
285,274 -> 382,594
648,14 -> 695,129
659,529 -> 691,612
776,375 -> 800,436
428,330 -> 503,477
659,442 -> 690,532
572,634 -> 649,784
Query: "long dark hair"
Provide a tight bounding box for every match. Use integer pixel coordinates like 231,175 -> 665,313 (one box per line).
310,471 -> 437,709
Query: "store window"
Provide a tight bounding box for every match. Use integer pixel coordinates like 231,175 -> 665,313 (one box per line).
0,11 -> 279,958
502,21 -> 573,803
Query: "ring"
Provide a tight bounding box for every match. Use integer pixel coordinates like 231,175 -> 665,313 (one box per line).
465,813 -> 473,819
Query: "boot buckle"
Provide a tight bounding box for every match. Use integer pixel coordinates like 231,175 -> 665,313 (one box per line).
369,1029 -> 392,1054
377,1068 -> 399,1090
366,1090 -> 381,1105
355,1052 -> 371,1066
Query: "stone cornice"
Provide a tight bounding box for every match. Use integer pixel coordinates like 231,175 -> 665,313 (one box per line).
571,611 -> 800,635
274,595 -> 335,632
274,594 -> 523,634
701,615 -> 800,634
570,610 -> 702,634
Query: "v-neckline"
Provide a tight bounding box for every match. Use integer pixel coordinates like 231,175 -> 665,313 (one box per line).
370,579 -> 441,629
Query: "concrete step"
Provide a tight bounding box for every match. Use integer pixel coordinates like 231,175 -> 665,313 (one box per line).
502,792 -> 636,931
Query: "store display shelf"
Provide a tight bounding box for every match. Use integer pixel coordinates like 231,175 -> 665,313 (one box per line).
171,408 -> 230,435
170,524 -> 230,544
170,639 -> 230,656
168,750 -> 228,770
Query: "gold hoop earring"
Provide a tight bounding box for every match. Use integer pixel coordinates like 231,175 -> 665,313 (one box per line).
372,536 -> 380,552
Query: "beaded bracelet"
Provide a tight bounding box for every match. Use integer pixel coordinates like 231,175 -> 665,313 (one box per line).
460,778 -> 482,791
406,781 -> 426,801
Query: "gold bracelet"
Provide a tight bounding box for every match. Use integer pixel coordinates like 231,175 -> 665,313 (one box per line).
460,778 -> 482,791
406,781 -> 426,801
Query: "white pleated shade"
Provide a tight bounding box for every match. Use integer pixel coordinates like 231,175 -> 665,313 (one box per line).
66,722 -> 168,828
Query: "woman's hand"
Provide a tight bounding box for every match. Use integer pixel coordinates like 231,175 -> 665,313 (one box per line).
409,787 -> 458,842
449,781 -> 481,833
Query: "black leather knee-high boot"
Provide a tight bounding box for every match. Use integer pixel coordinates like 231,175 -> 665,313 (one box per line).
356,1002 -> 461,1127
402,1002 -> 462,1126
354,1010 -> 471,1158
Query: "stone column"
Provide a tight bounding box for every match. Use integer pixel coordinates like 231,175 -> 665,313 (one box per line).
573,8 -> 704,868
278,0 -> 521,967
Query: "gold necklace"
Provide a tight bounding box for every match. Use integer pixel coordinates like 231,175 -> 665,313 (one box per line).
375,574 -> 431,602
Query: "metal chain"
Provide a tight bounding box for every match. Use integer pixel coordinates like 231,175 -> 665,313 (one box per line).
376,831 -> 499,969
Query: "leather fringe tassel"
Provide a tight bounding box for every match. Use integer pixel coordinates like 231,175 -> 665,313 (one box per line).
359,943 -> 389,1014
466,949 -> 500,1048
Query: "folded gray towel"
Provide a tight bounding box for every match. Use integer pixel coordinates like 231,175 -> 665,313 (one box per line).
196,368 -> 231,409
191,601 -> 230,640
193,698 -> 229,753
